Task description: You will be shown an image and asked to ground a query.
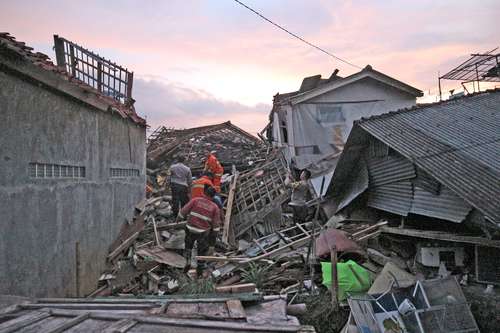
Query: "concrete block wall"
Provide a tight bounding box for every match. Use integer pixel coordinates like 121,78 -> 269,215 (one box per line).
0,70 -> 146,297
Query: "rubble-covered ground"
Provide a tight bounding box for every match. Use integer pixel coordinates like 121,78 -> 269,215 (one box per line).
88,122 -> 498,333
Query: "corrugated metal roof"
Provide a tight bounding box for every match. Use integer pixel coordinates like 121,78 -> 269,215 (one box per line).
366,156 -> 416,187
367,181 -> 413,216
358,89 -> 500,222
411,186 -> 472,223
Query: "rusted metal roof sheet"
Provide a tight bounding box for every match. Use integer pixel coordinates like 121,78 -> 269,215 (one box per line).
358,89 -> 500,223
0,32 -> 146,126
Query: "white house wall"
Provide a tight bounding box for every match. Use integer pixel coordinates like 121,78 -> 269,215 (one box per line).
306,77 -> 416,141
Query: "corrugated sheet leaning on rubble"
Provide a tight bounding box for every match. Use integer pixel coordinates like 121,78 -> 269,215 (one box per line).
329,89 -> 500,225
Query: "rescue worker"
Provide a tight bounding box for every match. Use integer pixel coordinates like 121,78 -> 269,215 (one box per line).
285,169 -> 312,224
191,171 -> 214,198
178,185 -> 221,276
168,156 -> 192,218
192,172 -> 224,209
204,150 -> 224,192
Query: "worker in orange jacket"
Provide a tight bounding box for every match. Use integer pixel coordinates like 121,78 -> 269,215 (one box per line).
191,171 -> 214,198
192,172 -> 224,210
204,150 -> 224,192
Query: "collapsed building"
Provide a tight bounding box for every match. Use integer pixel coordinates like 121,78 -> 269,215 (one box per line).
0,33 -> 146,297
326,89 -> 500,286
147,121 -> 267,173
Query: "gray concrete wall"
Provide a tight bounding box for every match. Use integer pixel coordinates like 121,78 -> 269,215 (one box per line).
0,70 -> 146,297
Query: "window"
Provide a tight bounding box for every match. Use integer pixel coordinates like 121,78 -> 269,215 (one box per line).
110,168 -> 140,178
317,105 -> 345,124
29,162 -> 85,179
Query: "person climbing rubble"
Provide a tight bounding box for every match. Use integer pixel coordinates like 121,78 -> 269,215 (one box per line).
192,171 -> 224,209
168,156 -> 192,218
285,169 -> 312,223
178,185 -> 221,276
191,171 -> 215,198
204,150 -> 224,192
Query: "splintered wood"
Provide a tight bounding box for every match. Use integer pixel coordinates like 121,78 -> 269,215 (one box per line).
229,153 -> 290,241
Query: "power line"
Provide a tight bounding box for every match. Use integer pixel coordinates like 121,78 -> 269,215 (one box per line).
232,0 -> 362,70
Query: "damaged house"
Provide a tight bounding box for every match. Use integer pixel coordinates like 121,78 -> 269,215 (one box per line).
0,33 -> 146,297
266,65 -> 423,171
327,89 -> 500,283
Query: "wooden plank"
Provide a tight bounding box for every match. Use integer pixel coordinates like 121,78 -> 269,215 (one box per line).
0,310 -> 51,333
152,216 -> 161,246
136,246 -> 186,268
102,319 -> 137,333
165,303 -> 199,318
215,283 -> 256,294
107,231 -> 140,261
39,292 -> 262,303
331,248 -> 338,309
226,300 -> 246,319
41,312 -> 89,333
223,171 -> 239,245
197,302 -> 228,319
55,307 -> 313,332
21,304 -> 155,310
351,221 -> 387,238
381,226 -> 500,248
295,223 -> 310,236
247,234 -> 312,263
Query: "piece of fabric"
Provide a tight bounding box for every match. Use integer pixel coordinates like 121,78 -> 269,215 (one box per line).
191,176 -> 214,198
321,260 -> 372,301
169,162 -> 192,187
180,197 -> 221,232
171,183 -> 189,217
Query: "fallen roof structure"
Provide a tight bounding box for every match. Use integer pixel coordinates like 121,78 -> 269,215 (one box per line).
327,88 -> 500,230
147,121 -> 267,171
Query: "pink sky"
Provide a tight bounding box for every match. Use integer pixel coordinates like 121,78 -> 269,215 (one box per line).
1,0 -> 498,134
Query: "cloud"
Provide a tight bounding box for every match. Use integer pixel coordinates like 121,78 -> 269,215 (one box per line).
133,78 -> 270,135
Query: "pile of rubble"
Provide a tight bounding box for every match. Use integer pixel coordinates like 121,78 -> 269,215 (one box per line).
147,121 -> 269,172
88,121 -> 495,333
